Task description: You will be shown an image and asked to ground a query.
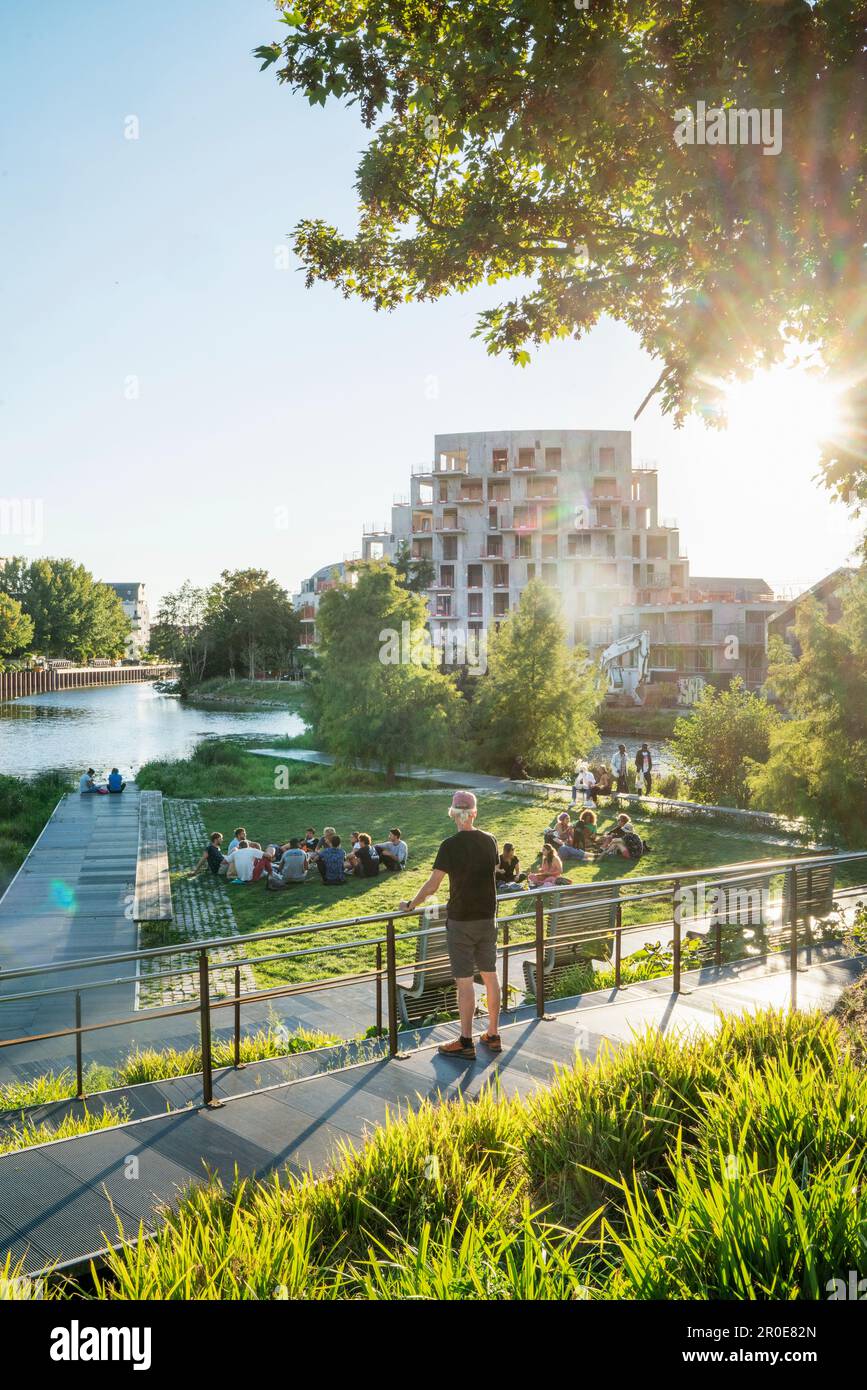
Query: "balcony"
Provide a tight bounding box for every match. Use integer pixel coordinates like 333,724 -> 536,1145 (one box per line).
456,491 -> 485,503
362,522 -> 391,535
434,519 -> 466,533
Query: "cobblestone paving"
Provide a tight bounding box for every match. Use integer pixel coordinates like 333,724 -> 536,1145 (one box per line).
137,798 -> 255,1009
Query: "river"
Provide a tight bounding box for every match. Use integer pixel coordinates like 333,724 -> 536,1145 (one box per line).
0,682 -> 674,782
0,683 -> 305,780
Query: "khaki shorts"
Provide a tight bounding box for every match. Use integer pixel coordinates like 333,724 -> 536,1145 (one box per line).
446,918 -> 498,978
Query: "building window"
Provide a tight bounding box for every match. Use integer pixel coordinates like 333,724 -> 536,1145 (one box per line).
542,563 -> 558,586
544,446 -> 562,470
515,535 -> 532,558
517,447 -> 535,470
441,535 -> 457,561
486,535 -> 503,558
468,592 -> 483,617
493,593 -> 509,617
568,532 -> 591,556
526,562 -> 536,581
493,563 -> 509,588
492,448 -> 509,473
467,563 -> 483,588
541,534 -> 558,560
440,565 -> 454,588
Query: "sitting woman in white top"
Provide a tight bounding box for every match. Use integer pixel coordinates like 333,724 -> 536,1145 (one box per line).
374,828 -> 408,871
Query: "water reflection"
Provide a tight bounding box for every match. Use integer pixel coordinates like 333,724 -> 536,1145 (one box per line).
0,683 -> 304,779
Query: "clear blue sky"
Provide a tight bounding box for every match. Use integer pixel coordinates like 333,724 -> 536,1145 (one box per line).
1,0 -> 859,609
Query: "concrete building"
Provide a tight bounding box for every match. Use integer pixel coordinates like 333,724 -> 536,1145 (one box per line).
293,561 -> 357,648
295,429 -> 787,689
107,582 -> 150,658
767,566 -> 854,656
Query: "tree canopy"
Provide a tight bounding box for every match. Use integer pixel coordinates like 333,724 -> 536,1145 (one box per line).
0,557 -> 129,662
671,676 -> 780,807
258,0 -> 867,497
313,561 -> 464,780
749,569 -> 867,843
470,578 -> 601,777
0,592 -> 35,667
152,570 -> 300,685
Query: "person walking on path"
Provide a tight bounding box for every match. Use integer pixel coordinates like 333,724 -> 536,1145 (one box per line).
400,790 -> 500,1061
635,743 -> 653,795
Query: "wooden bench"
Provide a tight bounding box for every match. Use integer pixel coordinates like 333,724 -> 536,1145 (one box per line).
396,905 -> 458,1027
781,862 -> 836,923
523,882 -> 620,998
133,790 -> 173,923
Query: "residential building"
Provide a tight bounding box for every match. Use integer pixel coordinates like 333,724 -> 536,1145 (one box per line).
292,561 -> 356,648
107,582 -> 150,658
767,566 -> 855,655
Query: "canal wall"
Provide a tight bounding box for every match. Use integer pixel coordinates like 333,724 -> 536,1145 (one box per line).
0,664 -> 179,702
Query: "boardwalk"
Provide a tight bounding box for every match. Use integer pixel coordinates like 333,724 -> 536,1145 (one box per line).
0,788 -> 141,1053
0,946 -> 863,1277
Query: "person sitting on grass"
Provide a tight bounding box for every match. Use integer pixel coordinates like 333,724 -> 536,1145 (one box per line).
346,832 -> 380,878
527,844 -> 571,887
302,827 -> 319,853
495,842 -> 524,893
316,833 -> 346,885
573,809 -> 600,855
189,831 -> 228,879
227,826 -> 261,854
226,840 -> 263,883
375,828 -> 408,872
599,814 -> 646,861
268,838 -> 309,889
107,767 -> 125,793
551,812 -> 587,862
251,845 -> 279,882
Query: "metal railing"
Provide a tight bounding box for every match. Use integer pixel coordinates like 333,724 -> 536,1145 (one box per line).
0,851 -> 865,1108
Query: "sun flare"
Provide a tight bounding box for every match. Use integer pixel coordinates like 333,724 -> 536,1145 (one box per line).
721,364 -> 845,462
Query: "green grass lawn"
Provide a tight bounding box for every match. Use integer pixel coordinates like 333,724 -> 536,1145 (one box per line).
184,677 -> 309,709
0,770 -> 72,897
138,745 -> 439,801
184,787 -> 818,987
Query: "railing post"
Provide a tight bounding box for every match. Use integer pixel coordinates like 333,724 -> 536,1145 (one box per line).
375,941 -> 383,1036
501,918 -> 510,1013
789,865 -> 799,1012
534,894 -> 545,1018
199,949 -> 214,1104
386,917 -> 399,1057
805,865 -> 813,966
233,965 -> 242,1068
672,878 -> 681,994
74,991 -> 84,1099
614,901 -> 622,988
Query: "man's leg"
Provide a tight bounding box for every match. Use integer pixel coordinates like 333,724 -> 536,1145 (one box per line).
456,975 -> 475,1038
480,970 -> 500,1037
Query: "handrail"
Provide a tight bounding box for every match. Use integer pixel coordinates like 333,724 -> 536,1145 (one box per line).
1,849 -> 865,1104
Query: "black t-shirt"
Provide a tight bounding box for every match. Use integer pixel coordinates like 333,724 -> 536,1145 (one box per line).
357,845 -> 380,878
206,843 -> 224,874
432,829 -> 499,921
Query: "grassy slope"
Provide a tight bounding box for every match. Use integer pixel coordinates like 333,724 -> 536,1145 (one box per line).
137,745 -> 440,800
187,786 -> 804,985
183,678 -> 308,709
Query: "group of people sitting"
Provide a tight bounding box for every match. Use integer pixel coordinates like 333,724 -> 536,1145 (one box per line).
190,824 -> 409,889
492,809 -> 649,895
79,767 -> 125,794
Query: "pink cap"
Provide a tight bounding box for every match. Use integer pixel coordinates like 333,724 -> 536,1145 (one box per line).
450,790 -> 477,810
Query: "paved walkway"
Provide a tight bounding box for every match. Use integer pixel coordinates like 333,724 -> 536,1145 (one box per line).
0,946 -> 863,1276
0,787 -> 141,1050
249,747 -> 516,792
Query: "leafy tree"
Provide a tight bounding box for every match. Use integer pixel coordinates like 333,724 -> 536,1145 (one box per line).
749,572 -> 867,843
470,579 -> 600,778
314,562 -> 463,782
207,569 -> 300,679
257,1 -> 866,494
0,557 -> 129,661
0,592 -> 34,666
393,539 -> 434,593
150,582 -> 218,685
671,677 -> 780,807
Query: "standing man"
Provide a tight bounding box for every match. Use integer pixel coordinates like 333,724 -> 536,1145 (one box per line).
400,791 -> 500,1061
612,744 -> 629,794
635,742 -> 653,795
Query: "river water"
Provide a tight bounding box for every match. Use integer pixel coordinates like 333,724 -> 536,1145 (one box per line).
0,682 -> 674,781
0,683 -> 305,780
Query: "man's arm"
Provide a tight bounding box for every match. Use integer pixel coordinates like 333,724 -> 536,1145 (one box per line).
400,869 -> 445,913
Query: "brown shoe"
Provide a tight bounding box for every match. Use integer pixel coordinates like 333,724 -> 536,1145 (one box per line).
479,1032 -> 502,1053
437,1038 -> 476,1060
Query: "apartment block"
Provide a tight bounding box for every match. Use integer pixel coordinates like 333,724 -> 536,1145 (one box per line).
107,582 -> 150,658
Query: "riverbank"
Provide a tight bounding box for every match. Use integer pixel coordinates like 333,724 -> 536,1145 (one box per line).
597,706 -> 682,738
183,678 -> 309,711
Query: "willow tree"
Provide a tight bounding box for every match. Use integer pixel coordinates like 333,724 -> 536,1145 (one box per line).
257,1 -> 866,501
